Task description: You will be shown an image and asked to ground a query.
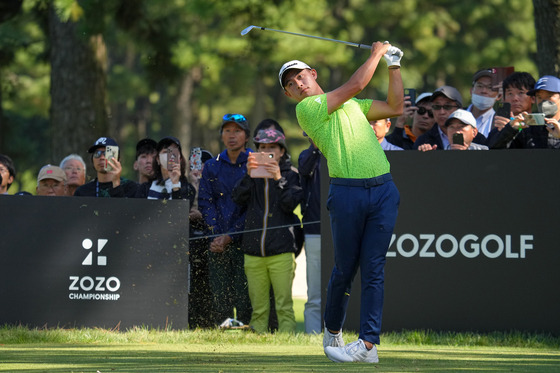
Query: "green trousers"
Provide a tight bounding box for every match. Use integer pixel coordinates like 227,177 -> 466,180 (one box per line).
244,252 -> 296,333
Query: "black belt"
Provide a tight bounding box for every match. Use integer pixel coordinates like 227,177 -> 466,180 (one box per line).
330,174 -> 392,188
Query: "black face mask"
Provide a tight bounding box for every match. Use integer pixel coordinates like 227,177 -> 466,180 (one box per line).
537,100 -> 559,118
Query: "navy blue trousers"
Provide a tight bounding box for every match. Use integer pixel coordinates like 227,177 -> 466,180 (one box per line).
324,174 -> 400,344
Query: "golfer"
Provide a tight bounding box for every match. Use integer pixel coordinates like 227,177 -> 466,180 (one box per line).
279,41 -> 403,363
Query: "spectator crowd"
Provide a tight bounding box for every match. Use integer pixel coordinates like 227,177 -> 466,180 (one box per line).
2,68 -> 560,334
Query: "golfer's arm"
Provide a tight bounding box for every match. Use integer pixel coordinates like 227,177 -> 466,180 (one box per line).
326,52 -> 385,114
366,68 -> 404,121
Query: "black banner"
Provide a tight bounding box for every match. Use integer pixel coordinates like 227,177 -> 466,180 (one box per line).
321,150 -> 560,334
0,197 -> 190,329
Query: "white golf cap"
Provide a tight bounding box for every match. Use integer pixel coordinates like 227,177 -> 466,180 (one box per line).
444,109 -> 477,128
278,60 -> 311,88
415,92 -> 432,105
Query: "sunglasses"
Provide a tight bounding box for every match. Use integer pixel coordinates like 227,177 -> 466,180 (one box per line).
223,113 -> 247,123
92,150 -> 105,158
416,107 -> 434,118
432,104 -> 460,111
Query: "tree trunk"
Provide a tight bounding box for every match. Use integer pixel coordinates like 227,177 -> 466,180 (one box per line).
532,0 -> 560,76
175,67 -> 201,154
48,5 -> 107,165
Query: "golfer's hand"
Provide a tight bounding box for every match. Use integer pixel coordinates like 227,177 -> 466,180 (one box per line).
371,41 -> 390,58
383,44 -> 404,68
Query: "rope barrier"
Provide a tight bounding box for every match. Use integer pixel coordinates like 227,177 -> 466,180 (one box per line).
188,220 -> 320,241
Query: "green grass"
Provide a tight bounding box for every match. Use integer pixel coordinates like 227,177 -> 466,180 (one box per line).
1,299 -> 559,372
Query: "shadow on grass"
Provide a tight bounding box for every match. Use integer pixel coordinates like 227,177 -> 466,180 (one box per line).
2,345 -> 560,372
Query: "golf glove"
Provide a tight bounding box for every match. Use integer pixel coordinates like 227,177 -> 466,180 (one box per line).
383,46 -> 403,68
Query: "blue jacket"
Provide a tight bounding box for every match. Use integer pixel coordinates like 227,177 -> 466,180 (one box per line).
198,148 -> 252,243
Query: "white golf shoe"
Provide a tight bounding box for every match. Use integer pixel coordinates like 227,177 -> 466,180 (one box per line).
324,339 -> 379,363
322,326 -> 344,348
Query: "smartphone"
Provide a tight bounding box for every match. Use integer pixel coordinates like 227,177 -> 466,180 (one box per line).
452,133 -> 464,145
491,67 -> 515,86
495,102 -> 511,118
190,147 -> 202,171
404,88 -> 416,105
523,113 -> 546,126
251,152 -> 275,178
167,147 -> 180,171
104,145 -> 119,172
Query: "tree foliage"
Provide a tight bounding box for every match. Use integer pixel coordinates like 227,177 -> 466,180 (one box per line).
0,0 -> 544,192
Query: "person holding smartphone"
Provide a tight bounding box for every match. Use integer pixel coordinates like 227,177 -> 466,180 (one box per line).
486,72 -> 536,148
74,137 -> 137,198
489,75 -> 560,149
134,136 -> 195,202
386,92 -> 434,150
231,128 -> 303,334
444,109 -> 488,150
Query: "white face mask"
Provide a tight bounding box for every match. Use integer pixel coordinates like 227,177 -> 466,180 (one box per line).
471,93 -> 497,111
159,153 -> 167,167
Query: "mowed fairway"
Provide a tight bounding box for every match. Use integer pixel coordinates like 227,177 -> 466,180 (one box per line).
2,331 -> 560,372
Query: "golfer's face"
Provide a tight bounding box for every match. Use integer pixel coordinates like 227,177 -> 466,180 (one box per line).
284,69 -> 318,101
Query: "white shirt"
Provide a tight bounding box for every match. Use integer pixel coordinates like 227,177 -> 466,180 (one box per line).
467,104 -> 495,137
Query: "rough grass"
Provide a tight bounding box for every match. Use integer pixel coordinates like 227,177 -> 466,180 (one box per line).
1,298 -> 559,372
1,326 -> 560,372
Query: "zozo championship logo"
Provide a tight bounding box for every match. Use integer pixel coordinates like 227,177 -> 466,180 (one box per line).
68,238 -> 121,301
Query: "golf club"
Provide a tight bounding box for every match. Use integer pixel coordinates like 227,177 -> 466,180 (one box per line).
241,25 -> 372,50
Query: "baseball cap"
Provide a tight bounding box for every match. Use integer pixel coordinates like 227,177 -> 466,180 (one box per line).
416,92 -> 432,105
88,137 -> 118,153
37,165 -> 67,182
431,85 -> 463,107
444,109 -> 477,128
157,136 -> 182,151
201,149 -> 213,163
278,60 -> 312,88
221,113 -> 250,136
253,129 -> 286,149
472,69 -> 492,83
527,75 -> 560,96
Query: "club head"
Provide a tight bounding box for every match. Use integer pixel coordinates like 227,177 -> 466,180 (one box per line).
240,25 -> 258,36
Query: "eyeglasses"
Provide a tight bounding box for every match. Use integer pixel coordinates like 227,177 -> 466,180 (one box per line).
93,150 -> 105,158
416,107 -> 434,118
474,82 -> 498,92
432,104 -> 460,111
223,113 -> 247,123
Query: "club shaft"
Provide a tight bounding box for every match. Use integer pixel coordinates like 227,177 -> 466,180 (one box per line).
253,26 -> 371,50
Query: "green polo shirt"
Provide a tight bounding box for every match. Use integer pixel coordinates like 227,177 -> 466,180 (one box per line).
296,93 -> 390,178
